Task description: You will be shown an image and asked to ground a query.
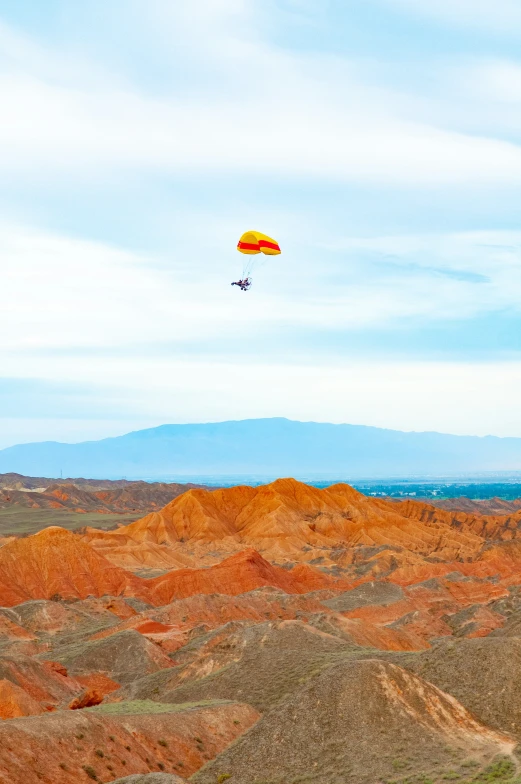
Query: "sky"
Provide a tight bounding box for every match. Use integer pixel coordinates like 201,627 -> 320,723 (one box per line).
1,0 -> 521,447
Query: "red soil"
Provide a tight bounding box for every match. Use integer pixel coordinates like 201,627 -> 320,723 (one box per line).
0,700 -> 258,784
0,679 -> 45,719
83,478 -> 521,574
147,548 -> 347,605
74,673 -> 120,698
0,527 -> 146,607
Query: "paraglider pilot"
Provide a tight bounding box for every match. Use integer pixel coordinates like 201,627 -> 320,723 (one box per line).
231,278 -> 252,291
232,231 -> 281,292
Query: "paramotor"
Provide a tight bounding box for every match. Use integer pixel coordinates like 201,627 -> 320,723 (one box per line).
232,230 -> 281,290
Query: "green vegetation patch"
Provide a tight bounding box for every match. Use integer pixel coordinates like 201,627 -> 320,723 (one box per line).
472,757 -> 518,783
387,756 -> 521,784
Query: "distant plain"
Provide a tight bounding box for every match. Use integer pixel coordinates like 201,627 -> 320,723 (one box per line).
0,508 -> 141,536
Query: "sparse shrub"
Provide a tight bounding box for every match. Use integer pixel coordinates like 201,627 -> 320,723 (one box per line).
106,765 -> 113,772
108,735 -> 115,742
82,765 -> 97,781
95,749 -> 104,758
121,760 -> 126,766
59,763 -> 67,770
478,757 -> 516,781
218,775 -> 232,783
158,762 -> 165,770
442,773 -> 460,781
392,759 -> 407,771
195,737 -> 203,743
233,720 -> 240,725
158,738 -> 168,747
75,732 -> 85,740
50,593 -> 63,602
125,745 -> 131,751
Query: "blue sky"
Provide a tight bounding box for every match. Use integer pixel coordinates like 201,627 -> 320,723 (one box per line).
1,0 -> 521,447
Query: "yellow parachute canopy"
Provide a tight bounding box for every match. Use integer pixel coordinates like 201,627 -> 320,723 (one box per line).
237,231 -> 281,256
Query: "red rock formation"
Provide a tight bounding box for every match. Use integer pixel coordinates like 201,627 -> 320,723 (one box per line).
0,679 -> 45,719
4,480 -> 521,654
0,700 -> 259,783
152,590 -> 330,630
0,521 -> 346,610
147,548 -> 346,605
432,496 -> 521,515
0,527 -> 147,607
68,688 -> 104,710
337,575 -> 508,644
0,478 -> 203,514
74,672 -> 120,698
311,614 -> 428,651
84,479 -> 492,570
0,611 -> 35,642
44,661 -> 68,678
89,589 -> 338,655
378,497 -> 521,547
0,655 -> 93,717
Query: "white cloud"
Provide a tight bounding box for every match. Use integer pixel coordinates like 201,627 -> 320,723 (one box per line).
1,355 -> 520,438
1,224 -> 520,356
0,222 -> 289,350
1,2 -> 521,444
2,8 -> 521,187
379,0 -> 521,33
318,230 -> 521,322
2,222 -> 521,357
457,59 -> 521,104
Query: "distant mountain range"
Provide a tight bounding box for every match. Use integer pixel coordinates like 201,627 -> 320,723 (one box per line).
0,418 -> 521,480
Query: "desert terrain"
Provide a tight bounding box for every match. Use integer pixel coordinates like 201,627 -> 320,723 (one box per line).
1,476 -> 521,783
0,474 -> 207,537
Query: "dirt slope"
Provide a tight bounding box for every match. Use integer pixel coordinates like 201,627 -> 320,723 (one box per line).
39,629 -> 174,684
394,636 -> 521,739
193,658 -> 514,784
323,581 -> 404,612
432,497 -> 521,515
0,699 -> 258,784
154,620 -> 373,712
87,588 -> 333,655
0,654 -> 84,707
0,679 -> 45,718
112,776 -> 187,783
6,598 -> 121,644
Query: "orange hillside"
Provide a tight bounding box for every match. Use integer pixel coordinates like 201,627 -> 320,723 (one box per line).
0,527 -> 147,607
84,478 -> 502,569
